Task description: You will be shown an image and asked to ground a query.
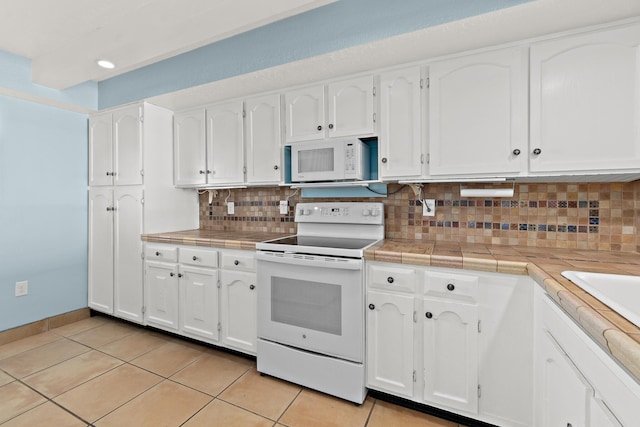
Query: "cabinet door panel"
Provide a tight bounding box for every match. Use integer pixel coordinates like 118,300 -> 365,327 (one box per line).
328,75 -> 374,138
366,291 -> 414,398
285,85 -> 325,143
174,109 -> 206,186
429,48 -> 527,176
379,67 -> 424,178
88,188 -> 114,313
113,105 -> 143,185
180,266 -> 219,342
530,24 -> 640,173
423,297 -> 478,414
113,187 -> 143,323
89,113 -> 113,186
206,101 -> 244,184
221,270 -> 257,354
245,94 -> 282,184
145,261 -> 179,331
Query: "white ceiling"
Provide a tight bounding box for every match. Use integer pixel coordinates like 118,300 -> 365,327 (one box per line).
0,0 -> 335,90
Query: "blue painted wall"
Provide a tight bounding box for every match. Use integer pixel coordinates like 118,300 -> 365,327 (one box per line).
99,0 -> 531,108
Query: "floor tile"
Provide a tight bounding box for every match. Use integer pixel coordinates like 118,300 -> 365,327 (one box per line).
1,401 -> 86,427
94,380 -> 211,427
0,332 -> 61,361
279,389 -> 374,427
219,368 -> 301,421
54,364 -> 162,422
367,400 -> 458,427
0,339 -> 89,378
0,370 -> 13,387
68,322 -> 138,348
183,399 -> 274,427
22,350 -> 123,397
0,381 -> 47,423
170,351 -> 252,396
97,330 -> 170,361
50,317 -> 108,337
130,340 -> 204,377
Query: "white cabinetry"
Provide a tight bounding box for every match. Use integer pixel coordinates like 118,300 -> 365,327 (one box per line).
284,75 -> 376,143
245,94 -> 282,184
533,285 -> 638,427
89,105 -> 143,187
173,109 -> 206,186
378,67 -> 425,179
206,101 -> 245,184
428,47 -> 527,177
530,23 -> 640,175
145,259 -> 179,331
88,103 -> 198,324
366,262 -> 533,427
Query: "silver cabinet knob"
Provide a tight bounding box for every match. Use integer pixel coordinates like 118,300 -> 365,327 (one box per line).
447,283 -> 455,291
249,284 -> 255,290
199,170 -> 205,174
368,303 -> 375,310
178,273 -> 183,278
425,312 -> 433,319
273,165 -> 279,170
234,260 -> 239,266
317,125 -> 322,131
169,272 -> 174,277
192,256 -> 197,261
512,149 -> 521,156
387,276 -> 394,284
533,148 -> 542,155
328,123 -> 334,129
381,157 -> 388,164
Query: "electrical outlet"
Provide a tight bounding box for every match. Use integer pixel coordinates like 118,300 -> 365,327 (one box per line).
227,201 -> 234,215
279,200 -> 288,215
15,280 -> 28,297
423,199 -> 435,217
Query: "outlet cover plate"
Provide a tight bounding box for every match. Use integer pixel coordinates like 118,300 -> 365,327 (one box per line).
279,200 -> 288,215
423,199 -> 435,217
15,280 -> 28,297
227,202 -> 235,215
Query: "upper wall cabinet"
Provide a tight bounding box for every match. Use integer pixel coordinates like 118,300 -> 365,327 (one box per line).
378,67 -> 426,179
284,75 -> 376,143
428,47 -> 528,177
245,94 -> 282,184
529,23 -> 640,174
174,109 -> 206,186
89,105 -> 143,186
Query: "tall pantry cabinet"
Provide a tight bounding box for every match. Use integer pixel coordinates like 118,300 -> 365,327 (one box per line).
88,102 -> 198,324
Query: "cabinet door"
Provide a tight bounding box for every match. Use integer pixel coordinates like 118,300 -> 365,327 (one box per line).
206,101 -> 245,184
327,75 -> 375,138
174,109 -> 207,186
89,113 -> 113,186
589,395 -> 623,427
113,187 -> 143,323
284,85 -> 325,143
530,24 -> 640,173
113,105 -> 143,185
429,48 -> 527,176
245,94 -> 282,184
366,291 -> 415,398
379,67 -> 424,179
423,297 -> 478,414
88,188 -> 114,314
537,330 -> 590,427
220,270 -> 257,354
180,265 -> 219,342
145,261 -> 179,331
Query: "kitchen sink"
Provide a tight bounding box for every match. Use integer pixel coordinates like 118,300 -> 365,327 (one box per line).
562,270 -> 640,329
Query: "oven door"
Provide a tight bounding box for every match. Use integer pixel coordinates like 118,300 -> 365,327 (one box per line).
256,251 -> 364,363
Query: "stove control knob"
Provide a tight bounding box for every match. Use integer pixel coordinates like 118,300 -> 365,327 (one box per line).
362,208 -> 371,216
304,209 -> 311,215
371,209 -> 381,217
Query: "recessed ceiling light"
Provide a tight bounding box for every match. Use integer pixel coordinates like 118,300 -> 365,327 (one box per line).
96,59 -> 115,69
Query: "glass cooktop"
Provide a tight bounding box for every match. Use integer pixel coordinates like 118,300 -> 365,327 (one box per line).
263,235 -> 379,250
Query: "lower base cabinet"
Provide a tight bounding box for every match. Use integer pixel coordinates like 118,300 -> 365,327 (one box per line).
144,243 -> 257,355
366,261 -> 533,427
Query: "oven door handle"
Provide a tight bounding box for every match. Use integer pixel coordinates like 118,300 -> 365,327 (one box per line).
256,251 -> 363,270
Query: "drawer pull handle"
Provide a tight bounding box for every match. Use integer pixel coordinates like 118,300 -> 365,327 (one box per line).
368,304 -> 375,310
425,312 -> 433,319
250,284 -> 255,290
387,276 -> 394,284
155,251 -> 161,256
234,260 -> 240,266
192,256 -> 198,261
169,272 -> 174,277
447,283 -> 455,291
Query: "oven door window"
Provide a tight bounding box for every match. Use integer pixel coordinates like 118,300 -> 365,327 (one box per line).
271,277 -> 341,335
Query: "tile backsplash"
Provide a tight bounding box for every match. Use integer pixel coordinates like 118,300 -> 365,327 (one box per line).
199,181 -> 640,252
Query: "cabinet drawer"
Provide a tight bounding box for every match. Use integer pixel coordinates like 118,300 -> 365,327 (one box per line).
368,264 -> 416,293
221,251 -> 256,272
179,247 -> 218,268
145,245 -> 178,263
423,270 -> 478,302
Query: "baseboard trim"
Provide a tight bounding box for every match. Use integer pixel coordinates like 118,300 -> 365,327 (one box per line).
0,308 -> 91,346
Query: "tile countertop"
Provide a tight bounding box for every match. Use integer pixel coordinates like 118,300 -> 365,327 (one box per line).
142,230 -> 640,384
365,239 -> 640,384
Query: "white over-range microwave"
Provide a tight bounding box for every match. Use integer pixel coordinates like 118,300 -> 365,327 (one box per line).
290,138 -> 370,182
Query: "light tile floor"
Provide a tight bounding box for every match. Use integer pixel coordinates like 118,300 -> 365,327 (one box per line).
0,316 -> 468,427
